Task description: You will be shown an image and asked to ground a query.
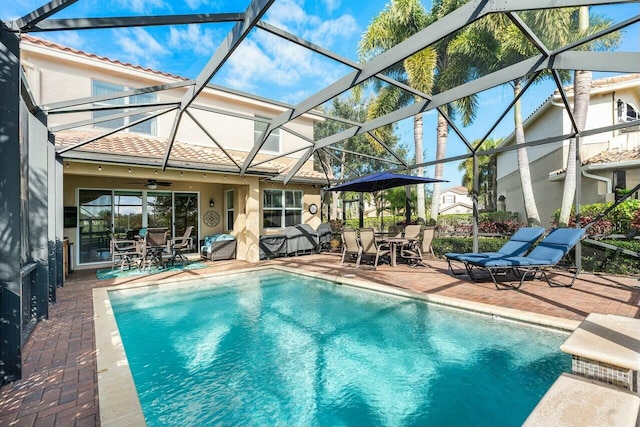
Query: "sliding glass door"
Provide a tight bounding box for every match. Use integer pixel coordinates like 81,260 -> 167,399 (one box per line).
77,189 -> 199,265
78,190 -> 112,264
113,191 -> 143,239
147,192 -> 172,229
174,192 -> 198,252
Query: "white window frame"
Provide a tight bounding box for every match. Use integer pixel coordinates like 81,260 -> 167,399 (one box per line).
92,79 -> 157,136
225,190 -> 234,231
263,189 -> 303,229
443,194 -> 455,204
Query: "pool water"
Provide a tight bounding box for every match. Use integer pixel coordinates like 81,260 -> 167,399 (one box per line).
109,270 -> 570,427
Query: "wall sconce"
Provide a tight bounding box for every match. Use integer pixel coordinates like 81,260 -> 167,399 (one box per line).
209,198 -> 215,208
98,165 -> 102,171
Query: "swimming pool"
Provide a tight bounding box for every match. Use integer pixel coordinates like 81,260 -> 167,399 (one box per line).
107,268 -> 570,426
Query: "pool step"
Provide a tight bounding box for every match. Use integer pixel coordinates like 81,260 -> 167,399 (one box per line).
523,373 -> 639,427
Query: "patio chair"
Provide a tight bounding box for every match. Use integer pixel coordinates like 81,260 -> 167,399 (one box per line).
400,224 -> 425,267
445,226 -> 545,278
341,228 -> 362,267
142,228 -> 170,269
387,225 -> 403,238
465,227 -> 586,289
110,235 -> 143,272
170,226 -> 194,265
422,227 -> 435,257
358,228 -> 390,269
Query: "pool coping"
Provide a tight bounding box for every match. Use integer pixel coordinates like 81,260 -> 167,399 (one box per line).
93,265 -> 581,427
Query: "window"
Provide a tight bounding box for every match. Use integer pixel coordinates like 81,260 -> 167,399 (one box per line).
263,189 -> 302,228
254,116 -> 280,153
443,194 -> 455,204
113,191 -> 143,239
613,170 -> 627,201
92,80 -> 157,135
617,99 -> 639,123
225,190 -> 234,231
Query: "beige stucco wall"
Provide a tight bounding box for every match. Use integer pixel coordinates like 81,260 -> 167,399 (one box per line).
21,40 -> 317,162
497,76 -> 640,225
63,162 -> 322,267
497,149 -> 565,226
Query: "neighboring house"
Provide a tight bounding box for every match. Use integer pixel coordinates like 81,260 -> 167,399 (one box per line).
438,186 -> 473,215
496,74 -> 640,226
21,35 -> 328,267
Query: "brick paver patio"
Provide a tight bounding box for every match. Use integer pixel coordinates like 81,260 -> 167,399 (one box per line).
1,254 -> 638,426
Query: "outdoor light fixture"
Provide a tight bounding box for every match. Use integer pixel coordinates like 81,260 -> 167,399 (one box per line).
128,167 -> 131,173
209,198 -> 215,208
98,165 -> 102,171
65,163 -> 69,168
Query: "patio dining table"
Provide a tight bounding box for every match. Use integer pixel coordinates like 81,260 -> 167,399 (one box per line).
379,237 -> 410,267
144,245 -> 169,269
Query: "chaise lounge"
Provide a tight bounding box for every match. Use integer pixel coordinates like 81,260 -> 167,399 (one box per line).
464,227 -> 586,289
445,226 -> 545,278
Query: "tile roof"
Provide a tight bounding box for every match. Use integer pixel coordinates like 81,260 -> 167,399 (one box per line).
55,130 -> 329,181
20,35 -> 186,81
583,146 -> 640,166
443,186 -> 469,195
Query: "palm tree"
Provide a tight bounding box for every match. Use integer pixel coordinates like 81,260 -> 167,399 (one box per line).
558,7 -> 620,225
459,138 -> 501,210
359,0 -> 476,223
359,0 -> 434,223
451,10 -> 578,225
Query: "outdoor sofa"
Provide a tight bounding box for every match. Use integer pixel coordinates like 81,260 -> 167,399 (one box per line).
200,234 -> 237,261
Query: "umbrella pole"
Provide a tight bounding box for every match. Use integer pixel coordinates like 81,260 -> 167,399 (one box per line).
405,185 -> 412,225
359,192 -> 364,228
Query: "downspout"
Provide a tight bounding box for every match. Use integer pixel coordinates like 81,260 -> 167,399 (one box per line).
581,168 -> 612,194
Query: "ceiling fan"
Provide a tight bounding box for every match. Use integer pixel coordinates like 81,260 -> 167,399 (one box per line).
129,179 -> 172,190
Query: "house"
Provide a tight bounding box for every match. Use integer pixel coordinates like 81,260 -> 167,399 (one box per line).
20,35 -> 328,268
496,74 -> 640,225
438,186 -> 473,215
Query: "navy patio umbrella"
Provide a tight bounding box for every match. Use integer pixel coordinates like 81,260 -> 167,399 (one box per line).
326,171 -> 448,192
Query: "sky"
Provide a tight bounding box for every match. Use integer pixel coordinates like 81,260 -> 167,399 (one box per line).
3,0 -> 640,188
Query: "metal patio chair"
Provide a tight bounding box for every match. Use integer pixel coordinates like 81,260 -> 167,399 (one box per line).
340,228 -> 362,267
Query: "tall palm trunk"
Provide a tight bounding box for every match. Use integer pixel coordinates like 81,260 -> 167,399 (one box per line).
333,151 -> 346,219
559,7 -> 591,226
513,79 -> 541,225
430,112 -> 448,220
414,113 -> 425,222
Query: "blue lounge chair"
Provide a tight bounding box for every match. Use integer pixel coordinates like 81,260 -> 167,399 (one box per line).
466,228 -> 586,289
445,227 -> 545,278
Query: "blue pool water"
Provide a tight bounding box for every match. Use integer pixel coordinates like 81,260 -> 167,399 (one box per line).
109,270 -> 570,427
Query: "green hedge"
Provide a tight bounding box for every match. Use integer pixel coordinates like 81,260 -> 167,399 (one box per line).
432,236 -> 508,256
580,239 -> 640,275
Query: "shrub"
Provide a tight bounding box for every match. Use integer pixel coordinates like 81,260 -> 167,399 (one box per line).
552,199 -> 640,235
437,212 -> 521,235
432,236 -> 508,257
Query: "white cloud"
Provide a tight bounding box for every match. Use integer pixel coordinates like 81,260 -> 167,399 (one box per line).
304,14 -> 358,47
265,0 -> 314,29
322,0 -> 341,14
168,25 -> 218,56
44,31 -> 86,50
114,28 -> 168,69
222,0 -> 357,97
112,0 -> 167,13
184,0 -> 210,10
